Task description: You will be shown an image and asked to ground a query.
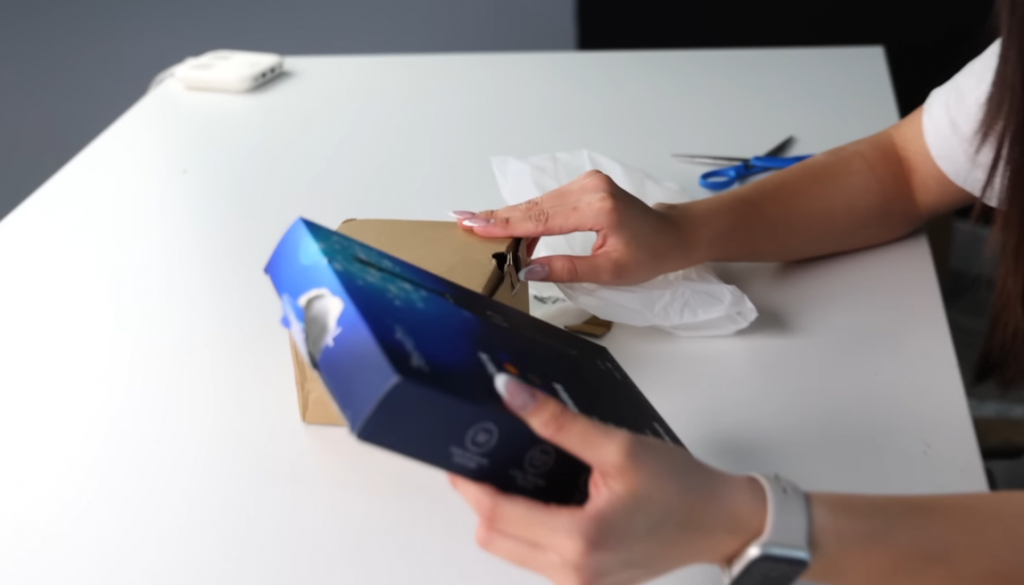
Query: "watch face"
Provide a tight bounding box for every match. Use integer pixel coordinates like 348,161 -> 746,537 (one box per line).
732,556 -> 808,585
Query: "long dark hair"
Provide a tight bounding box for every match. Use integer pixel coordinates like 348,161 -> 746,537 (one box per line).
977,0 -> 1024,384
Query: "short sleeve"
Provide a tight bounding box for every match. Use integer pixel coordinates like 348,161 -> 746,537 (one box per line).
922,40 -> 1001,206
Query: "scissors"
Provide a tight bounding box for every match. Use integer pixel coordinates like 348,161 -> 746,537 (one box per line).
672,136 -> 812,191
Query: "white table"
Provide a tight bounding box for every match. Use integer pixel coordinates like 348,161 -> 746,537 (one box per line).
0,48 -> 985,585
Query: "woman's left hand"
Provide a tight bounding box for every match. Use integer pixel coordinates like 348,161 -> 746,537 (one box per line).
450,374 -> 766,585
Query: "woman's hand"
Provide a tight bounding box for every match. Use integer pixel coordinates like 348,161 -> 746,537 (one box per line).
450,374 -> 766,585
452,171 -> 701,285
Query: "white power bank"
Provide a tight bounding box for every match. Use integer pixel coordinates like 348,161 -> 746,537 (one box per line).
173,50 -> 284,92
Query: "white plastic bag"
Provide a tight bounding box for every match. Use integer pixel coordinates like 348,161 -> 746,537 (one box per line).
490,150 -> 757,336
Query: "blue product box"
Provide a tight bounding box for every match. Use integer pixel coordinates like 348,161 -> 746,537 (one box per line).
265,218 -> 682,504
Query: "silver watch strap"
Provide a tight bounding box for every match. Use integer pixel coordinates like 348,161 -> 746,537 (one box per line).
727,473 -> 812,582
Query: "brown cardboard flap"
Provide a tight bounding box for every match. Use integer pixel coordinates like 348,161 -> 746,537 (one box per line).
289,337 -> 346,425
565,316 -> 614,338
337,220 -> 513,294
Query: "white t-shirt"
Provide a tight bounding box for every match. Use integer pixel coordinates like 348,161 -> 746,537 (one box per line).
922,40 -> 1001,206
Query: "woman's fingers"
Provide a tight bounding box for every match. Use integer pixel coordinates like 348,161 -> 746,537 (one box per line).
457,170 -> 621,236
467,201 -> 606,239
484,169 -> 614,221
474,524 -> 562,578
455,190 -> 582,231
493,373 -> 630,469
452,169 -> 682,286
519,255 -> 613,284
449,474 -> 580,544
492,183 -> 588,218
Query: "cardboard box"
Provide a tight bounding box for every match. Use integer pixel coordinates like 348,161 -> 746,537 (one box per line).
266,218 -> 681,503
288,219 -> 530,425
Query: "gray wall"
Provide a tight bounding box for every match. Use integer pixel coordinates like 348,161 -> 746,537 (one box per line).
0,0 -> 575,221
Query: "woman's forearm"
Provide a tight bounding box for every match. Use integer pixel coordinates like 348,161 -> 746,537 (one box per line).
805,491 -> 1024,585
682,131 -> 922,263
670,109 -> 974,265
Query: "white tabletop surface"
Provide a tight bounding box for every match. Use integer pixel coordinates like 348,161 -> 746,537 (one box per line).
0,48 -> 985,585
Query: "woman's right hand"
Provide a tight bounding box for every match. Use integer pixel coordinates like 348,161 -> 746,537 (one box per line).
449,373 -> 766,585
453,171 -> 702,285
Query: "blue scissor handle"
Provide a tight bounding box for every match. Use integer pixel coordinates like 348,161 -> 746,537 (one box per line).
749,155 -> 813,168
699,154 -> 813,191
698,165 -> 745,191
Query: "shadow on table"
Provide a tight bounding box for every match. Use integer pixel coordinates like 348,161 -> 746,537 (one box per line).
250,71 -> 294,94
736,308 -> 786,336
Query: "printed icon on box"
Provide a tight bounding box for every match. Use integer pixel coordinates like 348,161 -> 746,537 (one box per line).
524,444 -> 556,474
298,287 -> 344,365
464,422 -> 500,454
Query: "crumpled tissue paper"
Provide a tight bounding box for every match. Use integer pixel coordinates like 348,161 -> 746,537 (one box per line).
490,150 -> 757,336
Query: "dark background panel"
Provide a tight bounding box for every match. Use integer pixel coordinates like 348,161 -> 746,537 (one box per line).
578,0 -> 997,115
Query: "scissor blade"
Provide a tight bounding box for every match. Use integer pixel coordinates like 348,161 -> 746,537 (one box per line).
671,154 -> 749,166
762,136 -> 794,158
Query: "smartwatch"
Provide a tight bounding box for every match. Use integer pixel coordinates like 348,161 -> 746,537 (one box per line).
726,474 -> 812,585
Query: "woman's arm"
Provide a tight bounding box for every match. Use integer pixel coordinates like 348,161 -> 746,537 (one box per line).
807,491 -> 1024,585
452,374 -> 1024,585
676,107 -> 975,264
461,108 -> 977,284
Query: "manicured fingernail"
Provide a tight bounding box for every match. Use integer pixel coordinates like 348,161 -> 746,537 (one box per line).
493,373 -> 538,414
461,218 -> 493,227
448,210 -> 477,219
518,264 -> 549,281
